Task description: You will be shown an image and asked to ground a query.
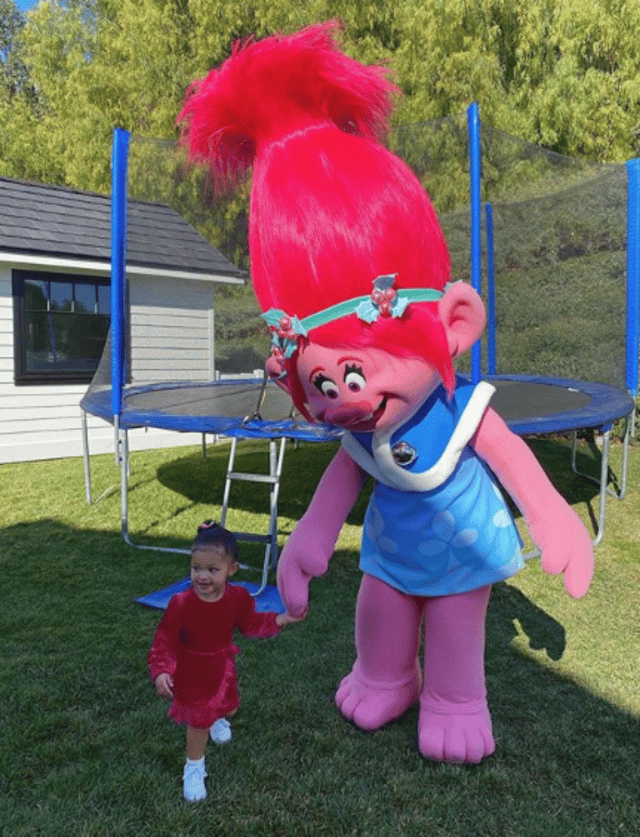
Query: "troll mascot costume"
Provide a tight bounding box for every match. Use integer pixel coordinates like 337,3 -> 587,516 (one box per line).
179,22 -> 594,763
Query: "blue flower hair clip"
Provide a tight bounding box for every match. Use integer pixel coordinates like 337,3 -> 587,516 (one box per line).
355,274 -> 408,323
262,310 -> 309,359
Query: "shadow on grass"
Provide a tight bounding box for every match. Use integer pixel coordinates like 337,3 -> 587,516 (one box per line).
1,518 -> 638,835
154,434 -> 608,533
154,439 -> 375,531
490,581 -> 566,660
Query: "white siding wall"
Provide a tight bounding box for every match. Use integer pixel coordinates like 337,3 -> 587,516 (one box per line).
129,276 -> 215,382
0,266 -> 217,464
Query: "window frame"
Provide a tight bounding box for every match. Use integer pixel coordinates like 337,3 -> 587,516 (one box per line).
12,269 -> 111,386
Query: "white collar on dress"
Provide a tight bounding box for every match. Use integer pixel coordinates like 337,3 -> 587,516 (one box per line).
341,381 -> 496,492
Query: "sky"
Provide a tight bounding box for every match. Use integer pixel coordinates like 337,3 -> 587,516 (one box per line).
16,0 -> 39,12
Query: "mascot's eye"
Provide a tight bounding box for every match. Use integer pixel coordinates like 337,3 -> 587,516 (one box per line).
344,364 -> 366,393
313,373 -> 339,399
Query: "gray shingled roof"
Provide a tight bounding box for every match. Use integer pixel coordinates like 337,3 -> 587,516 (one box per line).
0,176 -> 244,279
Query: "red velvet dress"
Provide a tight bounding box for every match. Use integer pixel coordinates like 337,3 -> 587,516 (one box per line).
148,584 -> 281,728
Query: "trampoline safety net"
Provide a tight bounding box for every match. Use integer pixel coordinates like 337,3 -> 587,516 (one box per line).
82,114 -> 632,427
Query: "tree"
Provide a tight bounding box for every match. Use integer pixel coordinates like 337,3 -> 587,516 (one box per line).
0,0 -> 27,97
1,0 -> 638,194
0,0 -> 48,180
516,0 -> 640,160
382,0 -> 640,161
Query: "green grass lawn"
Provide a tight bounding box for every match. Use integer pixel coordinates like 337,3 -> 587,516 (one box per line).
1,434 -> 639,837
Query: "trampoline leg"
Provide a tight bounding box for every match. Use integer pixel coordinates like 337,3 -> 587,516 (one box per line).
116,419 -> 130,545
569,410 -> 633,547
593,429 -> 610,547
117,425 -> 190,555
615,405 -> 633,502
570,431 -> 578,474
524,425 -> 614,556
268,436 -> 287,569
220,437 -> 237,529
81,409 -> 92,505
256,437 -> 287,595
569,429 -> 607,546
596,409 -> 632,505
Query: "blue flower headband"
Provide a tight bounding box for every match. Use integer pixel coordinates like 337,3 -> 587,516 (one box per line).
262,274 -> 444,360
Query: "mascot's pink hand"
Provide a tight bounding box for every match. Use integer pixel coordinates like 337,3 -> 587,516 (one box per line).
534,511 -> 594,599
277,528 -> 331,617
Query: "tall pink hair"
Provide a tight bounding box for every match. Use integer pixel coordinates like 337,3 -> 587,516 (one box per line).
178,22 -> 455,404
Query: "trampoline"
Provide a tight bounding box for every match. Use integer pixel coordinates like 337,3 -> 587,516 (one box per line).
81,368 -> 633,574
488,375 -> 633,549
81,375 -> 341,593
81,110 -> 639,590
81,377 -> 341,442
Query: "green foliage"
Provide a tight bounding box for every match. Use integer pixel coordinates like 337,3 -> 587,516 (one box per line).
1,0 -> 639,193
0,0 -> 27,96
0,2 -> 636,384
392,0 -> 640,162
126,137 -> 251,267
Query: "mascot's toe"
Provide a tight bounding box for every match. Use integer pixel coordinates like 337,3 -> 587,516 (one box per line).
336,663 -> 421,730
418,694 -> 495,764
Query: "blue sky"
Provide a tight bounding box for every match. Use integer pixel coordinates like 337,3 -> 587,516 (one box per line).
16,0 -> 38,11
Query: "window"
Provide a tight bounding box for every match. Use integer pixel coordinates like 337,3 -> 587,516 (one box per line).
13,270 -> 110,385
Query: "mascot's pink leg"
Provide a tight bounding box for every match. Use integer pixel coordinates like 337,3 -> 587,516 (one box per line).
418,585 -> 494,764
336,574 -> 422,730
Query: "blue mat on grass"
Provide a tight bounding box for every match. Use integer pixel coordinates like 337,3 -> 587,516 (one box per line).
135,577 -> 285,613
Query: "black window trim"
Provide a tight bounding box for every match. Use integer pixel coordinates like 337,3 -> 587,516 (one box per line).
12,269 -> 111,386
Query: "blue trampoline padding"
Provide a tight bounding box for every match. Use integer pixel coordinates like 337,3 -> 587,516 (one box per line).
135,578 -> 285,613
81,379 -> 342,442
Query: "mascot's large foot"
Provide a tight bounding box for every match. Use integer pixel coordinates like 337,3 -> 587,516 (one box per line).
418,694 -> 495,764
336,662 -> 421,731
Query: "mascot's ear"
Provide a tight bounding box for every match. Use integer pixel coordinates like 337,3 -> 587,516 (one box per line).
265,355 -> 291,394
438,282 -> 486,359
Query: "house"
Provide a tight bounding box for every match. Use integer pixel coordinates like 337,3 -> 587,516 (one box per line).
0,176 -> 244,463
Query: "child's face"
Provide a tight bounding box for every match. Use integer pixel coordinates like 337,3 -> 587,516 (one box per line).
190,546 -> 238,602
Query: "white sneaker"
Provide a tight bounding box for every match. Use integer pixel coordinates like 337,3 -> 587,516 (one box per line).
210,717 -> 232,744
183,759 -> 207,801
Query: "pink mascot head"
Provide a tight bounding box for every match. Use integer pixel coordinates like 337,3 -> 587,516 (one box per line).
178,22 -> 459,421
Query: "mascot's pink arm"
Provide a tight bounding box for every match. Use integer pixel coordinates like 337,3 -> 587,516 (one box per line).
471,407 -> 594,598
277,404 -> 594,615
277,447 -> 365,617
277,406 -> 594,614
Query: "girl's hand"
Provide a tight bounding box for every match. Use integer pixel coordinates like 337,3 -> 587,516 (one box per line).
154,672 -> 174,699
276,609 -> 308,627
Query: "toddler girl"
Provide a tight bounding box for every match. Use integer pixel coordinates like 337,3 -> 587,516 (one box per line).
148,520 -> 303,801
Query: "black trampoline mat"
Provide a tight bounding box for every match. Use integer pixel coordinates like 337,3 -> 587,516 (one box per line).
488,375 -> 633,434
121,381 -> 294,421
82,375 -> 633,439
491,380 -> 591,421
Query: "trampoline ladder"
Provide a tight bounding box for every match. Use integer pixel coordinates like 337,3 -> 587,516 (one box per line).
220,436 -> 288,595
113,430 -> 287,596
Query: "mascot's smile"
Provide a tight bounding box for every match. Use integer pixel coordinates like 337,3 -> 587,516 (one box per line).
359,395 -> 389,431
